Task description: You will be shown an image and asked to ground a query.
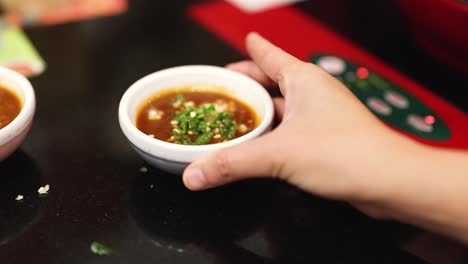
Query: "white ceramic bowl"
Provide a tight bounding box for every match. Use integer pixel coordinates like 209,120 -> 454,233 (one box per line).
0,66 -> 36,161
119,65 -> 274,175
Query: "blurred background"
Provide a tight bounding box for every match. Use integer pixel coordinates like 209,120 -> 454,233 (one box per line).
0,1 -> 466,264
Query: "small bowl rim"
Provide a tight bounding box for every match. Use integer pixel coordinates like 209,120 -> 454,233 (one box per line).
0,66 -> 35,146
119,65 -> 274,162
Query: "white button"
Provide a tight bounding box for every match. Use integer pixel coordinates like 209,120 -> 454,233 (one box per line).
384,91 -> 409,109
407,114 -> 433,133
366,97 -> 392,116
317,56 -> 345,75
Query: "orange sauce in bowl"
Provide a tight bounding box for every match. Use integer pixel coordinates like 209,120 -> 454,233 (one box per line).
136,87 -> 259,145
0,85 -> 21,129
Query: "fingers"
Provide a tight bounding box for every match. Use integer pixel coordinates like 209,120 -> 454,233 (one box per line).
245,33 -> 302,94
183,132 -> 285,191
273,98 -> 285,121
226,60 -> 276,87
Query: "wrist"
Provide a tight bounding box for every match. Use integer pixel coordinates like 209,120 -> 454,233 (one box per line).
339,130 -> 419,204
373,140 -> 468,243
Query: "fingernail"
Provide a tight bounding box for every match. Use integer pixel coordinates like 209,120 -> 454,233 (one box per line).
184,167 -> 207,190
247,32 -> 262,39
225,63 -> 236,69
225,63 -> 242,71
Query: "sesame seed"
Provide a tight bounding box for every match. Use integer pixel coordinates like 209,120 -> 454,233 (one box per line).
214,103 -> 227,112
38,184 -> 50,195
184,101 -> 195,108
15,195 -> 24,201
170,120 -> 178,126
238,124 -> 248,133
188,131 -> 194,135
148,109 -> 163,120
214,134 -> 221,139
172,101 -> 182,108
190,111 -> 196,118
148,134 -> 155,138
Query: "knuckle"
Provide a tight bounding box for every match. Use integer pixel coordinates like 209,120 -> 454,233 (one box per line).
302,62 -> 321,74
276,61 -> 308,85
270,159 -> 285,180
307,62 -> 334,78
276,65 -> 303,95
263,134 -> 289,180
213,150 -> 233,181
271,153 -> 290,180
275,69 -> 287,85
276,64 -> 297,84
257,51 -> 272,68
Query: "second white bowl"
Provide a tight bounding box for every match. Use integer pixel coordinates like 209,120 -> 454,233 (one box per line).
0,66 -> 35,161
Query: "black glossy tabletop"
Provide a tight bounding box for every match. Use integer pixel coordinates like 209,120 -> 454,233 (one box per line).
1,1 -> 467,263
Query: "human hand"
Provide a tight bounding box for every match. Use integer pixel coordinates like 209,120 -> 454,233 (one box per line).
180,33 -> 468,244
182,32 -> 417,216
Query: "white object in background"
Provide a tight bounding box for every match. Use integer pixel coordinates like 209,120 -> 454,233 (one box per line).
226,0 -> 304,13
317,56 -> 346,75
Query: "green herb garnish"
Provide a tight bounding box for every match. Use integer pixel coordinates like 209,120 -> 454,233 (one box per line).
171,101 -> 237,145
171,94 -> 186,108
90,241 -> 113,256
174,94 -> 186,104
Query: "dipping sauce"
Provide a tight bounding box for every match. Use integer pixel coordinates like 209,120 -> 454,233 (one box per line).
136,88 -> 259,145
0,85 -> 21,129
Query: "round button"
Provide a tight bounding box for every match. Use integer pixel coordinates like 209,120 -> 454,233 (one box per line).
356,67 -> 369,79
317,56 -> 346,75
366,97 -> 392,116
424,115 -> 436,125
407,114 -> 433,133
384,91 -> 409,109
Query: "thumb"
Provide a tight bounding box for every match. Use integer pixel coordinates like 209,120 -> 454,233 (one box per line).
183,132 -> 285,191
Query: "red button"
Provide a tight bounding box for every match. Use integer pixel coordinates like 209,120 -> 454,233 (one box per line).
356,67 -> 369,79
424,115 -> 435,125
407,114 -> 433,133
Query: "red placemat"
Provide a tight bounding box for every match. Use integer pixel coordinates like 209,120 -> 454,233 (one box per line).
189,1 -> 468,149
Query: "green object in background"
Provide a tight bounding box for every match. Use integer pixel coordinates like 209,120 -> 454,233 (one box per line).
90,241 -> 113,256
311,54 -> 451,141
0,20 -> 45,77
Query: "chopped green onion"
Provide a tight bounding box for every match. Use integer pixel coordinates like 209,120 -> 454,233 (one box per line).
174,94 -> 185,103
171,96 -> 237,145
